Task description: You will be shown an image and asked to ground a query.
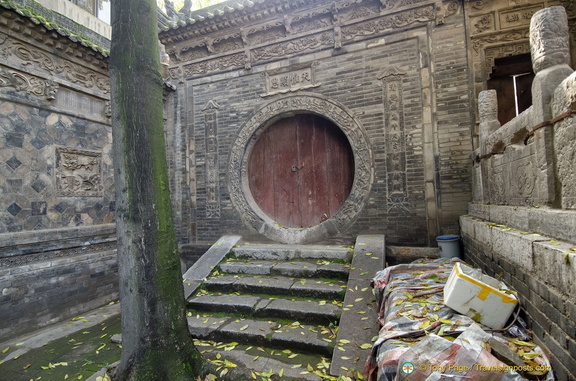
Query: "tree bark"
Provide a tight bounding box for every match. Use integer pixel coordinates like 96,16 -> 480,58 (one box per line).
109,0 -> 209,379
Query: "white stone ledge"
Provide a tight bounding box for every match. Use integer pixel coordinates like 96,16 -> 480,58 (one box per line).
460,215 -> 576,295
466,204 -> 576,244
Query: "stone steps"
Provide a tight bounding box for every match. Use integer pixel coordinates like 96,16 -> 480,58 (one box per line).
187,314 -> 335,356
197,342 -> 329,381
232,243 -> 353,262
188,294 -> 341,325
219,259 -> 350,280
183,238 -> 384,380
203,274 -> 347,299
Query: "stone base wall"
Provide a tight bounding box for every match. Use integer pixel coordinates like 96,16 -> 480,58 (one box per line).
461,213 -> 576,381
0,224 -> 118,342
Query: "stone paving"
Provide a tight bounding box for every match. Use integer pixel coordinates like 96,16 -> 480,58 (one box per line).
0,235 -> 389,380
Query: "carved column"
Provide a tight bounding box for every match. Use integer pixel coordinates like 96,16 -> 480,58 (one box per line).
478,90 -> 500,149
476,90 -> 500,203
529,6 -> 573,206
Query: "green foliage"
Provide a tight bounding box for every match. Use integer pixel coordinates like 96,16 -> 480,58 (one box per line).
159,0 -> 227,13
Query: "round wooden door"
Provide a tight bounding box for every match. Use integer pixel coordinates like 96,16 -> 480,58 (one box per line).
248,114 -> 354,228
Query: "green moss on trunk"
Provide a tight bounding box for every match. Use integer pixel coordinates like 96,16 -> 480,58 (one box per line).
109,0 -> 211,379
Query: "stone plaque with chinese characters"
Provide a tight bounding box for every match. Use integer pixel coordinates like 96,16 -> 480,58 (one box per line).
262,67 -> 320,97
56,147 -> 103,197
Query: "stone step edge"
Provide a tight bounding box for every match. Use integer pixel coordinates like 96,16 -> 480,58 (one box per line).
187,295 -> 341,326
197,344 -> 330,381
330,234 -> 385,375
232,244 -> 353,262
182,235 -> 242,299
218,259 -> 350,279
188,315 -> 336,357
202,275 -> 346,299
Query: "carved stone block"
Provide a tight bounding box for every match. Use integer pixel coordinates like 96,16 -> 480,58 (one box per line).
55,147 -> 102,197
262,66 -> 320,97
530,6 -> 570,73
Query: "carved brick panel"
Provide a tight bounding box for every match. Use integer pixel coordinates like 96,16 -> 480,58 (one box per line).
55,147 -> 103,197
500,5 -> 542,30
0,33 -> 109,94
203,100 -> 221,219
380,66 -> 409,211
341,5 -> 435,41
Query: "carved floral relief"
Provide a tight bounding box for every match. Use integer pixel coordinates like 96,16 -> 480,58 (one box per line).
55,147 -> 103,197
0,34 -> 109,93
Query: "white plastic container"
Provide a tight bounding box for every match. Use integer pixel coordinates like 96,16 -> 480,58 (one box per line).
443,262 -> 518,329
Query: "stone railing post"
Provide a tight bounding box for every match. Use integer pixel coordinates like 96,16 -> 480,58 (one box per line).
473,90 -> 500,203
530,6 -> 573,206
478,90 -> 500,146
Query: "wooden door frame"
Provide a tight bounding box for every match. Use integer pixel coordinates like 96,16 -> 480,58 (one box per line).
228,93 -> 374,244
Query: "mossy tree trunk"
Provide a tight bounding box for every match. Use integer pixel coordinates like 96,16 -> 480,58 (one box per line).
109,0 -> 209,379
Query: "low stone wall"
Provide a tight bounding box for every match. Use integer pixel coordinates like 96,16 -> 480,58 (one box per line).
0,224 -> 118,341
464,7 -> 576,381
461,213 -> 576,380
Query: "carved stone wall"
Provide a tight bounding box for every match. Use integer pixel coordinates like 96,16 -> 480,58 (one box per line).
161,0 -> 472,245
467,8 -> 576,379
0,9 -> 112,234
464,0 -> 576,143
0,5 -> 115,341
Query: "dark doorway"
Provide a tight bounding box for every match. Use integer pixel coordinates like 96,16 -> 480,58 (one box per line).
248,114 -> 355,228
487,53 -> 534,125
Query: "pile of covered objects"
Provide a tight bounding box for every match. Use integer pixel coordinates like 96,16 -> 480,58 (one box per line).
366,258 -> 553,381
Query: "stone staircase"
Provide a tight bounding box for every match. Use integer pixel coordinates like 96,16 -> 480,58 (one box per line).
182,236 -> 385,380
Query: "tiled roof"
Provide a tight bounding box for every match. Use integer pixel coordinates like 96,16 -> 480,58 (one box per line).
0,0 -> 109,56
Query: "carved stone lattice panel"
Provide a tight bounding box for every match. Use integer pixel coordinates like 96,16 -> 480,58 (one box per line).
341,5 -> 435,41
262,65 -> 321,97
228,94 -> 373,244
55,147 -> 103,197
203,100 -> 221,219
0,33 -> 109,93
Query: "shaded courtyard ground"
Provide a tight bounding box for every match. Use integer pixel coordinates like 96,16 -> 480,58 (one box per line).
0,303 -> 121,381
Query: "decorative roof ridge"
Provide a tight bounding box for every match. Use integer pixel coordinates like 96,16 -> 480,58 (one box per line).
161,0 -> 310,32
0,0 -> 109,57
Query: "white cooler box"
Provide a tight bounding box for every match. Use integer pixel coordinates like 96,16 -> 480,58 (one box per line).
443,262 -> 518,329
